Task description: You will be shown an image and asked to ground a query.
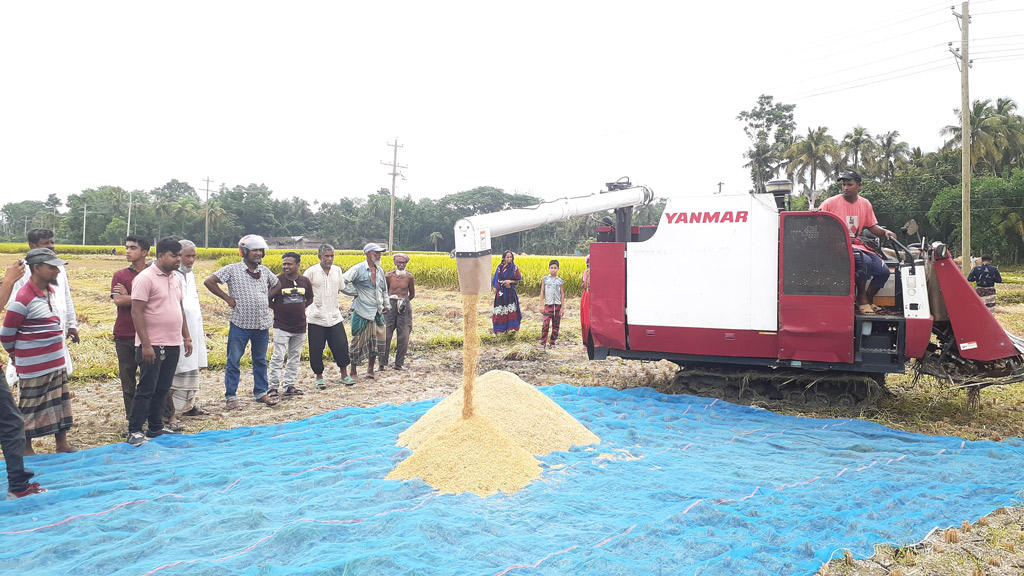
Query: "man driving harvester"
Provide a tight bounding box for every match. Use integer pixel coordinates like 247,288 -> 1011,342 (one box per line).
817,170 -> 896,316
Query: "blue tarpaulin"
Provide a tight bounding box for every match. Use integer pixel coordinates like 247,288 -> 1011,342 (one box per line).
2,384 -> 1021,575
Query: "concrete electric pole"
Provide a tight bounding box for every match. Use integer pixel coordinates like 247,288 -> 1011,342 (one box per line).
952,2 -> 972,274
380,138 -> 407,253
203,177 -> 214,248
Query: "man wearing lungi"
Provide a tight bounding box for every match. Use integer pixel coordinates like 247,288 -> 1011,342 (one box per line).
167,240 -> 208,428
342,243 -> 389,381
0,259 -> 46,497
1,248 -> 76,456
384,253 -> 415,371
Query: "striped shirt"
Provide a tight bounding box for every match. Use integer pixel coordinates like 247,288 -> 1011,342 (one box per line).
1,282 -> 66,378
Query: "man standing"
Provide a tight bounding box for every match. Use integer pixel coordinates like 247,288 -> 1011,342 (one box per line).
968,255 -> 1003,311
818,170 -> 896,315
126,237 -> 192,447
268,252 -> 314,398
110,235 -> 151,420
204,234 -> 280,409
384,253 -> 415,371
304,244 -> 353,388
0,259 -> 45,498
342,243 -> 389,380
5,229 -> 78,385
1,249 -> 76,456
166,239 -> 208,427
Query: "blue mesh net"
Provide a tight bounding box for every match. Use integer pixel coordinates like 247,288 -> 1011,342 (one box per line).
2,384 -> 1022,575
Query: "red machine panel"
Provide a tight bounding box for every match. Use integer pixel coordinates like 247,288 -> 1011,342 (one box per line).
777,213 -> 856,364
933,255 -> 1016,362
589,242 -> 627,350
629,326 -> 778,358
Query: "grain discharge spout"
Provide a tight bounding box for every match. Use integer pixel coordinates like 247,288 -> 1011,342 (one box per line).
452,182 -> 654,295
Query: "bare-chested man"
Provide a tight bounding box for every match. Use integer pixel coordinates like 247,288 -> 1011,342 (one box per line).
383,253 -> 415,371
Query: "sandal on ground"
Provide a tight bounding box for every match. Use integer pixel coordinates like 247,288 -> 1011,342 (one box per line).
283,386 -> 304,397
266,389 -> 280,401
167,419 -> 186,432
256,394 -> 279,406
182,406 -> 209,417
225,399 -> 241,411
870,304 -> 884,313
342,376 -> 356,386
857,304 -> 876,315
315,378 -> 327,390
365,373 -> 375,380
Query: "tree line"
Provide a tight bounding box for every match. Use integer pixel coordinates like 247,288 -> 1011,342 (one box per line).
739,95 -> 1024,262
0,181 -> 663,256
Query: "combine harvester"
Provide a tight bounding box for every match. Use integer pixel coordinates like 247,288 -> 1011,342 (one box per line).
454,179 -> 1024,406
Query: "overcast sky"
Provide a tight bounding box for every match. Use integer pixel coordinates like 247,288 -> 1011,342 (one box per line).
2,0 -> 1022,211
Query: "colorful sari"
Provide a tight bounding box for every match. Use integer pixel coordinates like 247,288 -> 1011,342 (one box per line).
491,262 -> 522,333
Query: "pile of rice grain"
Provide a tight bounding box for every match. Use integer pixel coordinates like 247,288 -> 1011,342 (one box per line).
387,370 -> 600,496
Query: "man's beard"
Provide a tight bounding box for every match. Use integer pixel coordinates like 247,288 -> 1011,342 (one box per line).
180,264 -> 193,274
394,269 -> 408,276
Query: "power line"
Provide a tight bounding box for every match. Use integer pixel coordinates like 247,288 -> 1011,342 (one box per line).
780,2 -> 951,61
785,62 -> 951,100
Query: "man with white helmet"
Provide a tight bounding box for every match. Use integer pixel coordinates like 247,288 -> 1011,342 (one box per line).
341,243 -> 389,380
204,234 -> 282,409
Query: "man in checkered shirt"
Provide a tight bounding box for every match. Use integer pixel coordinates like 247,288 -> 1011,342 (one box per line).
204,234 -> 282,410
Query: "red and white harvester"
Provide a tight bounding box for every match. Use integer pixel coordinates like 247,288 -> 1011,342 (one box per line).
454,179 -> 1024,405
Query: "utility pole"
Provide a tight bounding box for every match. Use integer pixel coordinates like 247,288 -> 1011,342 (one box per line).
82,201 -> 87,245
202,177 -> 213,248
952,2 -> 972,274
23,215 -> 30,236
126,189 -> 133,238
380,138 -> 407,253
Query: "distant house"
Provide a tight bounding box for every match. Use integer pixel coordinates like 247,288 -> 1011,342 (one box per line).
265,236 -> 325,250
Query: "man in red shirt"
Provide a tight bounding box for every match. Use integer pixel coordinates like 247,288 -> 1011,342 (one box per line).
111,235 -> 150,419
818,170 -> 896,315
126,237 -> 193,447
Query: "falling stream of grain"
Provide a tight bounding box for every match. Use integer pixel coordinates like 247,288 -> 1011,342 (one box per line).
461,293 -> 478,418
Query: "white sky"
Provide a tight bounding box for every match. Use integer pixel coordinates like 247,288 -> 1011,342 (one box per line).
1,0 -> 1022,210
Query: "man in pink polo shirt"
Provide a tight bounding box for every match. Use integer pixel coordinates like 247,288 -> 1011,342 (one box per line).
126,237 -> 193,447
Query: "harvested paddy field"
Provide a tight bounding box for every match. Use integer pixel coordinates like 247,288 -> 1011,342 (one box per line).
5,254 -> 1024,574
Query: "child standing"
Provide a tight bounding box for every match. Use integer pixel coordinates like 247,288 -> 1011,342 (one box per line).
967,255 -> 1002,311
540,259 -> 564,347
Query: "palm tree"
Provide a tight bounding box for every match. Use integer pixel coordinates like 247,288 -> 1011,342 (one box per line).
785,127 -> 837,206
872,131 -> 910,181
841,126 -> 875,173
941,99 -> 1005,175
429,231 -> 443,252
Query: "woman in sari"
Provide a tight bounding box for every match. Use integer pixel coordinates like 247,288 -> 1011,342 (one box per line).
491,250 -> 522,334
580,254 -> 591,345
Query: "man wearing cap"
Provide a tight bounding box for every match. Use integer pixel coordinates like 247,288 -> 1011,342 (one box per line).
1,248 -> 76,456
384,253 -> 415,371
0,259 -> 46,498
304,243 -> 353,388
5,229 -> 78,387
818,170 -> 896,315
204,234 -> 282,409
341,244 -> 389,380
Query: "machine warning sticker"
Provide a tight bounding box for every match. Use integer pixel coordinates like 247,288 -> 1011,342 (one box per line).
960,342 -> 978,351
